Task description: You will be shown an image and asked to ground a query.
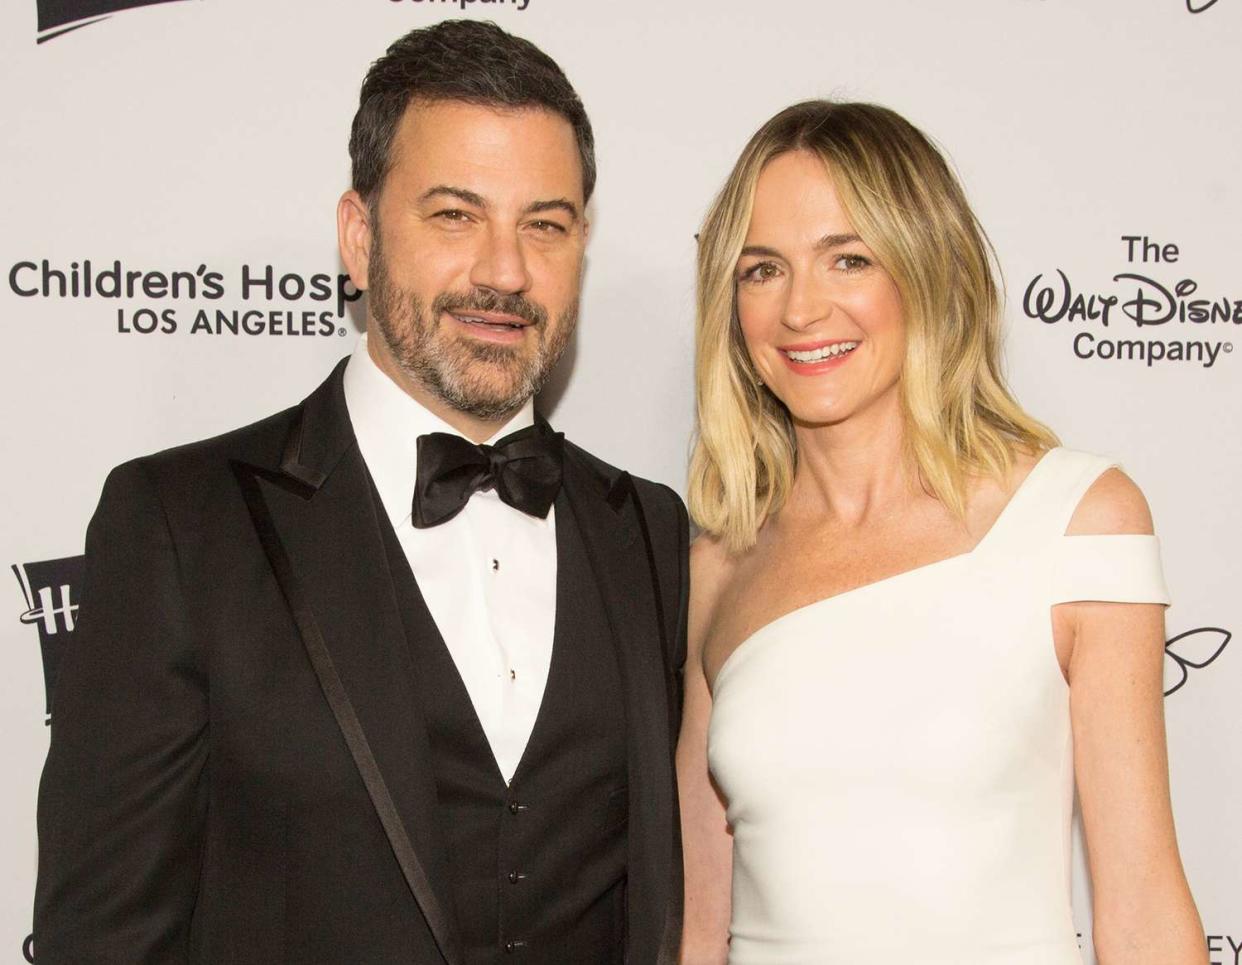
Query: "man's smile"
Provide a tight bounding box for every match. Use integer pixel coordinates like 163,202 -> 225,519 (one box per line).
446,309 -> 535,343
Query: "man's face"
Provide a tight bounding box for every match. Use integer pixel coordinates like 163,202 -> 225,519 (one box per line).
358,100 -> 587,422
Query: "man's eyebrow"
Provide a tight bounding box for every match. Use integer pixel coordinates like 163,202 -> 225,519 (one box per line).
522,198 -> 580,222
418,185 -> 487,207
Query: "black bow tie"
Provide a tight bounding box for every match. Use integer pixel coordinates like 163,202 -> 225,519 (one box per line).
411,424 -> 565,529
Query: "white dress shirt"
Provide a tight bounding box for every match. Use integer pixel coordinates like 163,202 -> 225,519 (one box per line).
342,334 -> 557,785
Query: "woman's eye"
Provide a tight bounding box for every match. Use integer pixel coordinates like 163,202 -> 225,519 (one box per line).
739,262 -> 780,284
835,254 -> 871,272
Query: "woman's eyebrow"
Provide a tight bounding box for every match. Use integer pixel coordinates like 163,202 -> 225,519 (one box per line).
739,234 -> 862,259
815,233 -> 862,250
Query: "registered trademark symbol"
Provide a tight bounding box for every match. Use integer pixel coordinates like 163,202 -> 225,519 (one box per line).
1225,342 -> 1234,353
338,327 -> 347,337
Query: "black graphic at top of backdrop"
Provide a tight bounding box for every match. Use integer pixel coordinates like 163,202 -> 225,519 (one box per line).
37,0 -> 188,42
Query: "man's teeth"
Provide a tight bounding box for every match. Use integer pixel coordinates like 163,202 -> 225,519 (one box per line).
785,342 -> 858,363
456,313 -> 522,329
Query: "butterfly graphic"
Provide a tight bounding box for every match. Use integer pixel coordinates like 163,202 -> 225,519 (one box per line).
1163,627 -> 1231,696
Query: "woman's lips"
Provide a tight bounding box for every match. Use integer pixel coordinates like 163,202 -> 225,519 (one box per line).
777,339 -> 860,374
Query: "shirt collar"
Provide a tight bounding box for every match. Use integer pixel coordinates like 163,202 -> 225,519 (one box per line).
342,333 -> 536,527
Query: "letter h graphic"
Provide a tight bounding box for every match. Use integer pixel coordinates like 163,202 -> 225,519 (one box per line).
12,556 -> 84,723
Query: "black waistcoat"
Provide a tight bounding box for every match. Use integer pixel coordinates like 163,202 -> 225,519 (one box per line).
377,490 -> 629,965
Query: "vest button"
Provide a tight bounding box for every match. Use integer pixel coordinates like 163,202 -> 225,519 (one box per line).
507,870 -> 526,883
504,939 -> 527,953
507,800 -> 525,815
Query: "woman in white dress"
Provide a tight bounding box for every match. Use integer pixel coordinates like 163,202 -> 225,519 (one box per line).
676,101 -> 1205,965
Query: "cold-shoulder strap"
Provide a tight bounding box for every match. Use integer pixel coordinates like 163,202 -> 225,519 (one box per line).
1040,449 -> 1170,606
978,448 -> 1113,549
1050,534 -> 1170,606
979,448 -> 1171,606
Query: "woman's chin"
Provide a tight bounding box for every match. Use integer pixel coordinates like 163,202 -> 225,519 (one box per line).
785,401 -> 853,430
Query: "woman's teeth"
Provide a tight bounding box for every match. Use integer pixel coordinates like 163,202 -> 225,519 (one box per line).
785,341 -> 858,363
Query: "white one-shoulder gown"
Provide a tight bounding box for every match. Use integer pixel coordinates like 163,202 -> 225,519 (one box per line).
707,449 -> 1170,965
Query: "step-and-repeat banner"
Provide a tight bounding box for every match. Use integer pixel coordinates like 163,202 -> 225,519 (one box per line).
1,1 -> 1237,961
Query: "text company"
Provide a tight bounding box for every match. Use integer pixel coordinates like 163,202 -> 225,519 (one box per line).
1023,235 -> 1238,369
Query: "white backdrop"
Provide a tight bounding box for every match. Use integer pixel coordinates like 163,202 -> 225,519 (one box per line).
2,1 -> 1238,961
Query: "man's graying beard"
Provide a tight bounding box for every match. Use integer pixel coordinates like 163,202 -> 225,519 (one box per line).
368,230 -> 578,421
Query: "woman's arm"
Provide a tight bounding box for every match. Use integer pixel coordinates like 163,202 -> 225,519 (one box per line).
1056,469 -> 1206,965
677,538 -> 734,965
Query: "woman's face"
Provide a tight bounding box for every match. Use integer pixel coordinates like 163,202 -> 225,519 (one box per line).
735,150 -> 905,429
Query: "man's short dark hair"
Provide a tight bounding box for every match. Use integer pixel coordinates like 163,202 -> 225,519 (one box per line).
349,19 -> 596,205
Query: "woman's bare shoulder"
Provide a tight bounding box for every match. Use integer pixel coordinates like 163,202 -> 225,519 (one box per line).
962,447 -> 1045,534
690,533 -> 737,609
1066,467 -> 1154,536
688,533 -> 740,657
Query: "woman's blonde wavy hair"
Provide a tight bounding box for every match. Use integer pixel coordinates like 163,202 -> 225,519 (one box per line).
688,100 -> 1058,553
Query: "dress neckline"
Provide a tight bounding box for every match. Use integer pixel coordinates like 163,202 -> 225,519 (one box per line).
709,447 -> 1064,693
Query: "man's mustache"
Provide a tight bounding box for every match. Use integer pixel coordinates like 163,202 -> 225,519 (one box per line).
433,289 -> 548,328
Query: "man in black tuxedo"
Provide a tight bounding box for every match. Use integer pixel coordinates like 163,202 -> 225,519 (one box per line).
34,20 -> 686,965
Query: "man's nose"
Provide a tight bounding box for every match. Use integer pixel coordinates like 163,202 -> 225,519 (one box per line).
469,225 -> 533,295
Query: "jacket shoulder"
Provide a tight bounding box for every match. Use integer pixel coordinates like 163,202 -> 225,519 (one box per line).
93,403 -> 303,531
121,404 -> 298,485
118,356 -> 349,486
562,441 -> 688,571
562,440 -> 686,518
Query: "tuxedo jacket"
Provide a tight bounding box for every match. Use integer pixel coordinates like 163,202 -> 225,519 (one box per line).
34,360 -> 688,965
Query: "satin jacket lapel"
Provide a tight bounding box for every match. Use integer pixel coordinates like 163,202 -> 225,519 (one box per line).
233,361 -> 463,965
560,449 -> 679,965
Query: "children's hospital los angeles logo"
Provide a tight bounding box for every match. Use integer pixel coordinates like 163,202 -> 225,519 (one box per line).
9,260 -> 362,338
12,556 -> 84,724
1023,235 -> 1239,370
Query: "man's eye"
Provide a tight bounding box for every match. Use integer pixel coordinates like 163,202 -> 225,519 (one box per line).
434,209 -> 471,223
529,220 -> 567,234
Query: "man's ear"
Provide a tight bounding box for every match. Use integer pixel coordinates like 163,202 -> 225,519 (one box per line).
337,189 -> 373,291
